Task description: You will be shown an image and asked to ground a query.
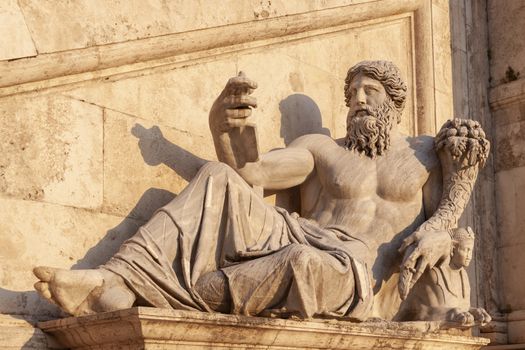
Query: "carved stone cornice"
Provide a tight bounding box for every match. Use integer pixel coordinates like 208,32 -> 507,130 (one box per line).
38,307 -> 490,350
489,79 -> 525,110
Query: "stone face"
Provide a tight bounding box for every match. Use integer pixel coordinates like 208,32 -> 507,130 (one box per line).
0,94 -> 103,209
0,0 -> 37,61
274,16 -> 416,138
38,307 -> 490,350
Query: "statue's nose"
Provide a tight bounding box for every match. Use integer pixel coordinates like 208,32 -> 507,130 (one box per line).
355,88 -> 367,105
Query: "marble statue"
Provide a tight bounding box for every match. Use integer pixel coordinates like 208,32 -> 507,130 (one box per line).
397,227 -> 491,327
33,60 -> 491,326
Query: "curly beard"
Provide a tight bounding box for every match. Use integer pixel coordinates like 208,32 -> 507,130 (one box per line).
344,99 -> 399,158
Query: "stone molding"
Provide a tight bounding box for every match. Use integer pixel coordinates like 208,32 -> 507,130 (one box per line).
0,314 -> 55,349
38,307 -> 490,350
0,0 -> 419,90
489,79 -> 525,110
0,0 -> 451,137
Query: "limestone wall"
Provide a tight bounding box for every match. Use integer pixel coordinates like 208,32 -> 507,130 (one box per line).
449,1 -> 501,344
449,1 -> 525,346
487,0 -> 525,345
0,1 -> 453,348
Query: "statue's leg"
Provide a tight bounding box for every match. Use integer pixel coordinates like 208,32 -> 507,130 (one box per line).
221,243 -> 357,318
33,266 -> 135,316
194,270 -> 231,313
34,161 -> 286,316
100,161 -> 296,312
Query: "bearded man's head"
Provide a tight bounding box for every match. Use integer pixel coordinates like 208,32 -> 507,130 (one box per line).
343,60 -> 407,158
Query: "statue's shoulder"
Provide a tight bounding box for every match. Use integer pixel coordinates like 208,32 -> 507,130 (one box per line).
288,133 -> 336,151
399,133 -> 439,168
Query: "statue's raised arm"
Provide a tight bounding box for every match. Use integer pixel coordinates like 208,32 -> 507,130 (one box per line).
209,72 -> 315,190
399,118 -> 490,299
209,71 -> 260,169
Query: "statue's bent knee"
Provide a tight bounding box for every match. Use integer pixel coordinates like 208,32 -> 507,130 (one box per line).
198,161 -> 237,177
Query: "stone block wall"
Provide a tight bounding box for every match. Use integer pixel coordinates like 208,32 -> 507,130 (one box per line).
452,0 -> 525,346
0,1 -> 453,348
488,0 -> 525,344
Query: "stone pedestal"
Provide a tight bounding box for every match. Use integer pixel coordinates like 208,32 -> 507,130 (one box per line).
38,307 -> 490,349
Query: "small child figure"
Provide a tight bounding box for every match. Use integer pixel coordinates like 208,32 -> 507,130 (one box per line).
397,227 -> 491,327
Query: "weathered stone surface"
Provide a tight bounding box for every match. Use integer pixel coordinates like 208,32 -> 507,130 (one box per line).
236,51 -> 335,151
0,1 -> 485,347
434,89 -> 454,129
431,3 -> 453,98
492,101 -> 525,127
17,0 -> 371,54
494,120 -> 525,171
0,94 -> 103,209
38,307 -> 490,350
499,241 -> 525,313
276,16 -> 415,137
495,166 -> 525,247
0,314 -> 54,350
507,310 -> 525,344
64,60 -> 236,138
0,197 -> 142,317
0,0 -> 36,61
101,109 -> 211,220
487,0 -> 525,87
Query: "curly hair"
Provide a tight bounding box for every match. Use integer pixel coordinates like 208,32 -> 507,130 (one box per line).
344,60 -> 407,123
451,227 -> 475,244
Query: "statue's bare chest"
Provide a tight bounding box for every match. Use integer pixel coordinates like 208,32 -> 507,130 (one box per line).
314,146 -> 429,202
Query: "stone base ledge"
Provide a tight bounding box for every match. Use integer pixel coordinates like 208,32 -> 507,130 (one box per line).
0,314 -> 56,349
38,307 -> 490,350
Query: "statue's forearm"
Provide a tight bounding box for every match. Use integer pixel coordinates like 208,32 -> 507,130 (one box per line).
418,119 -> 490,232
210,122 -> 260,170
209,76 -> 261,171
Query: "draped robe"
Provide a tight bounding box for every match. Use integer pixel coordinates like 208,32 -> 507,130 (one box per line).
103,162 -> 373,319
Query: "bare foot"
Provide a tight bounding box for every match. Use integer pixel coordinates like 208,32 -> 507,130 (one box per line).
33,267 -> 135,316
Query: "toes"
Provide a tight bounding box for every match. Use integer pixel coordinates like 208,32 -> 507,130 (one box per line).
33,266 -> 55,282
34,281 -> 53,300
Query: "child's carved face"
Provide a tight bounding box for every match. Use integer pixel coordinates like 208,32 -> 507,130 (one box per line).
451,239 -> 474,268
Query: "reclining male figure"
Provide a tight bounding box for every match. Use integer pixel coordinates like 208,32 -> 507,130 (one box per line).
33,60 -> 489,322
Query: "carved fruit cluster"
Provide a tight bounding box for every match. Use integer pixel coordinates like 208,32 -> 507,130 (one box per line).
435,118 -> 490,168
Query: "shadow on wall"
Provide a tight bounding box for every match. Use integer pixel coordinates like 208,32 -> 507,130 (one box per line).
279,94 -> 331,146
71,188 -> 177,269
7,94 -> 330,330
0,122 -> 212,324
273,94 -> 331,212
73,123 -> 210,269
0,288 -> 66,349
75,95 -> 332,267
132,124 -> 208,182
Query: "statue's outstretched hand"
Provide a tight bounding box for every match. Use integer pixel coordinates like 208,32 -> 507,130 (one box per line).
398,229 -> 452,300
210,71 -> 258,132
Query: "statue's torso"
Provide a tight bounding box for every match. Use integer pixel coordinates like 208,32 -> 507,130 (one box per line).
294,133 -> 437,264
